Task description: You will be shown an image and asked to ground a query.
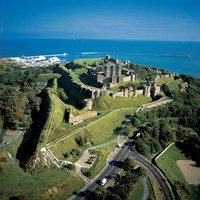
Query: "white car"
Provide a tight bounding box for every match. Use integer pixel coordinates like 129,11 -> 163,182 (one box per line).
100,178 -> 107,186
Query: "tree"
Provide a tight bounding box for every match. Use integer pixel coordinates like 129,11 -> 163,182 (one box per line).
123,157 -> 136,172
124,125 -> 133,137
150,138 -> 162,153
131,117 -> 140,128
162,84 -> 171,97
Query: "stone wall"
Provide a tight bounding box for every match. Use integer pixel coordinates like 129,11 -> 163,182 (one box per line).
134,89 -> 144,97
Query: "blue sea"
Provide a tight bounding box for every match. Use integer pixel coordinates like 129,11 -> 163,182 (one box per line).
0,39 -> 200,77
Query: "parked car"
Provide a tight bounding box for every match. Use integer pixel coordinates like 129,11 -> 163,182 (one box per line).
100,178 -> 107,186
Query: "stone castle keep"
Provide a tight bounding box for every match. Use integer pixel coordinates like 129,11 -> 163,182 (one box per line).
89,55 -> 136,88
61,57 -> 173,124
64,56 -> 164,100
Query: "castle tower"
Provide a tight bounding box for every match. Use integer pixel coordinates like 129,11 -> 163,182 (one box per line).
143,85 -> 151,97
131,74 -> 136,82
116,64 -> 121,76
152,85 -> 161,98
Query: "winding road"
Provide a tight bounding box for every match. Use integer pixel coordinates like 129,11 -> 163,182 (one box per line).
71,139 -> 173,200
0,129 -> 23,149
70,97 -> 173,200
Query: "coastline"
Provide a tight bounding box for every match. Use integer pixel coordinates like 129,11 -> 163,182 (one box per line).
0,39 -> 200,77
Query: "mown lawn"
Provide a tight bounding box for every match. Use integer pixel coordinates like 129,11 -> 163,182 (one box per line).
156,143 -> 198,199
128,179 -> 144,200
156,144 -> 187,183
93,94 -> 151,110
156,77 -> 174,85
74,58 -> 103,67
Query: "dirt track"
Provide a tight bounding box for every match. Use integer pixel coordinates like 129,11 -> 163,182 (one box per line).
176,160 -> 200,185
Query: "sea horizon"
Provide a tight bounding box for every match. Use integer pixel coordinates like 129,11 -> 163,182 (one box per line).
1,38 -> 200,77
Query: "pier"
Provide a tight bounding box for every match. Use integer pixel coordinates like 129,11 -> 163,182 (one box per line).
81,52 -> 105,55
10,52 -> 68,59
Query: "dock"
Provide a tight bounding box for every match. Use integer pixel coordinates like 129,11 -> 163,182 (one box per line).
9,52 -> 68,59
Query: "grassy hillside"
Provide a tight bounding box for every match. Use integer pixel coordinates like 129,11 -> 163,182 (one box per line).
93,94 -> 152,110
70,58 -> 103,68
156,77 -> 174,85
50,108 -> 136,162
166,78 -> 183,91
1,136 -> 84,200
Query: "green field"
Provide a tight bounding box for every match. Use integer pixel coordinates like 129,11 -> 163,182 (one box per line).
157,77 -> 183,92
93,94 -> 151,110
156,77 -> 174,85
50,108 -> 136,161
73,58 -> 103,68
110,80 -> 140,92
156,143 -> 198,199
156,144 -> 188,183
148,177 -> 162,200
128,179 -> 144,200
46,92 -> 110,143
1,138 -> 84,200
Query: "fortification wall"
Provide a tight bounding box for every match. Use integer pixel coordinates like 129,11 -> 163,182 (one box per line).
123,76 -> 132,82
135,89 -> 143,97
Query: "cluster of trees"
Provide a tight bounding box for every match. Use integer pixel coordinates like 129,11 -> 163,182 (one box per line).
132,74 -> 200,164
131,111 -> 176,157
75,131 -> 92,147
177,135 -> 200,165
0,59 -> 55,130
129,63 -> 160,80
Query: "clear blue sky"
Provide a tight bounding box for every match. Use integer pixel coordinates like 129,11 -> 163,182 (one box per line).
1,0 -> 200,41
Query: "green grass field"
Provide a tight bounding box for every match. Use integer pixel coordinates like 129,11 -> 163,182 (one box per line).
148,177 -> 161,200
156,143 -> 198,199
110,80 -> 140,92
156,144 -> 188,183
69,70 -> 84,85
157,77 -> 183,92
156,77 -> 174,85
93,94 -> 152,110
1,137 -> 84,200
46,92 -> 111,143
73,58 -> 103,68
128,179 -> 144,200
149,177 -> 162,200
166,78 -> 183,91
50,108 -> 136,161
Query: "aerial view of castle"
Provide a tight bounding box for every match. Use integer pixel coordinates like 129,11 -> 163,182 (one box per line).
1,1 -> 200,200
